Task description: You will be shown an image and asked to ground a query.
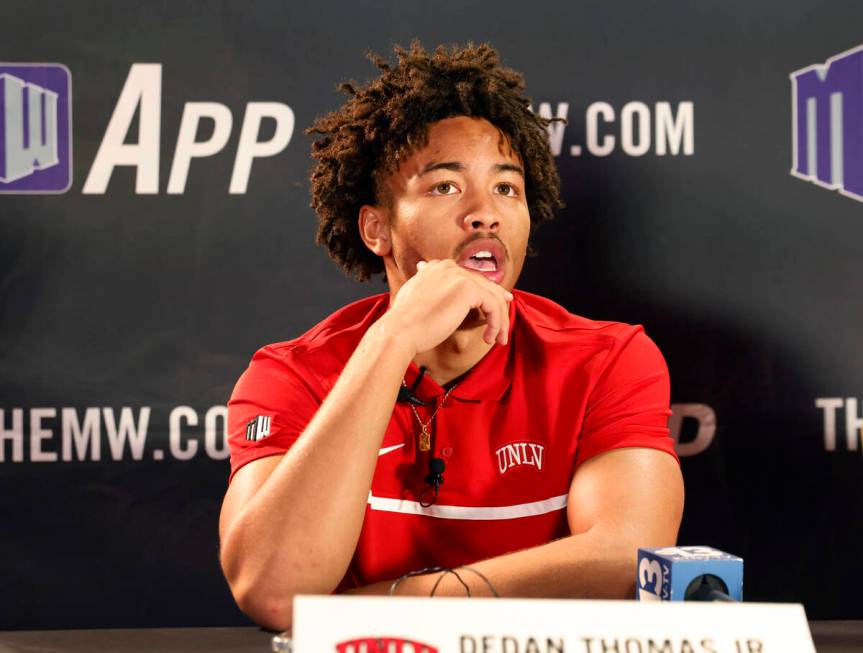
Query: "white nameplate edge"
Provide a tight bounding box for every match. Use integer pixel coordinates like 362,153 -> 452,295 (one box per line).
293,595 -> 816,653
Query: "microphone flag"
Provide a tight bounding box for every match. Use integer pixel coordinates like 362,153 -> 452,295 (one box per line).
636,546 -> 743,602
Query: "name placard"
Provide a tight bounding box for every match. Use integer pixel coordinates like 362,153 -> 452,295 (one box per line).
292,595 -> 816,653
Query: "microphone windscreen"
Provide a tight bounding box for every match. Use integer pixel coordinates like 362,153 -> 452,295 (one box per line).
429,458 -> 446,474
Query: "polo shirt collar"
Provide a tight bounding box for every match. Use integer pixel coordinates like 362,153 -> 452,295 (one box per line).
401,297 -> 517,403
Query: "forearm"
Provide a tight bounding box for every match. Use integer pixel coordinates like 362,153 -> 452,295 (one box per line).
351,527 -> 644,599
221,315 -> 414,614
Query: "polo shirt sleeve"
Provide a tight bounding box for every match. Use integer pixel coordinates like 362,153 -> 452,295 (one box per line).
226,344 -> 321,483
574,327 -> 678,467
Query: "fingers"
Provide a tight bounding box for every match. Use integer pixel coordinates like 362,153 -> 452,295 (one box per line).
406,258 -> 513,347
471,277 -> 512,346
477,294 -> 503,345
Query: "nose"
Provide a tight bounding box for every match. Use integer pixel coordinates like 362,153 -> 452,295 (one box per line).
461,195 -> 500,232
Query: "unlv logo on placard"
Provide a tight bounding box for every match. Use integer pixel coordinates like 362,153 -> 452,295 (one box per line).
335,637 -> 438,653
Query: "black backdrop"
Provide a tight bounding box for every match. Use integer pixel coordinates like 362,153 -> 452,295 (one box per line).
2,0 -> 862,629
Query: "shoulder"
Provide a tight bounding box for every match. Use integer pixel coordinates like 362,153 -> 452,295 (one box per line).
512,289 -> 652,353
511,289 -> 667,391
243,293 -> 389,389
510,293 -> 677,465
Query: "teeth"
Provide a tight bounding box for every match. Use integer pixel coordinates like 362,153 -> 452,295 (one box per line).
462,253 -> 498,272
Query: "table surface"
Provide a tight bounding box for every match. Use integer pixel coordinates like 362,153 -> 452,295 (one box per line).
0,628 -> 272,653
0,622 -> 860,653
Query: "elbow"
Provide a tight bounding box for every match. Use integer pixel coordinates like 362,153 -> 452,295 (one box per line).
229,571 -> 342,631
220,538 -> 294,630
221,542 -> 341,630
234,584 -> 295,632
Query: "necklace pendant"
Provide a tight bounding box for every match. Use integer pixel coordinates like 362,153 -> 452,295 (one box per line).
418,425 -> 431,452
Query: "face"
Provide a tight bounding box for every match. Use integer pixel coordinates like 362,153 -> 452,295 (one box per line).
362,116 -> 531,295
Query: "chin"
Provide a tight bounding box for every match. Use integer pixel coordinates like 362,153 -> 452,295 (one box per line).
459,308 -> 487,329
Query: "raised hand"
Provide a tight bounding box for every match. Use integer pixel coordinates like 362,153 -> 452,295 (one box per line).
385,258 -> 513,355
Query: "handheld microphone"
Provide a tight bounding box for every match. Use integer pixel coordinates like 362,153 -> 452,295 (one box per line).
636,546 -> 743,602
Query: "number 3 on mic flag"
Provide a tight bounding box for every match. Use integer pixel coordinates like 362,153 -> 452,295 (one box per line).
638,556 -> 668,600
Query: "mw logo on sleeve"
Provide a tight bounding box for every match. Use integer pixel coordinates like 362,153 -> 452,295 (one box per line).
245,415 -> 271,442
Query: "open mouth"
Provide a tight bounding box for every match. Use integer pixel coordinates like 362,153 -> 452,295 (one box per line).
456,238 -> 506,284
461,250 -> 498,273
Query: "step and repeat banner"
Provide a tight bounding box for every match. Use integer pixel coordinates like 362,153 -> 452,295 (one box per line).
2,0 -> 861,629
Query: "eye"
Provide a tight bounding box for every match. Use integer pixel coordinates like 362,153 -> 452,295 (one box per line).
495,182 -> 518,197
430,181 -> 459,195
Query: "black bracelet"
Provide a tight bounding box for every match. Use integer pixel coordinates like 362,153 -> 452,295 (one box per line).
460,566 -> 501,597
430,567 -> 470,597
389,565 -> 471,597
389,565 -> 446,596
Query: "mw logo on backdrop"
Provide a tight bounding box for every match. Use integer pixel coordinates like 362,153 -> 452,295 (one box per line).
0,63 -> 72,193
790,44 -> 863,202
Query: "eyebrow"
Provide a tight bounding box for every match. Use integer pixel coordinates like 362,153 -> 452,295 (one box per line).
418,161 -> 525,177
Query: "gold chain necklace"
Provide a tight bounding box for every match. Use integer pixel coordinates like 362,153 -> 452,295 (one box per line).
402,380 -> 457,452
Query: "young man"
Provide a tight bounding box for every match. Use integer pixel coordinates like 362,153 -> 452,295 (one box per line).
219,43 -> 683,630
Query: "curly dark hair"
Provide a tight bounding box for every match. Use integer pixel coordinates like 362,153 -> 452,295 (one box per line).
306,41 -> 563,281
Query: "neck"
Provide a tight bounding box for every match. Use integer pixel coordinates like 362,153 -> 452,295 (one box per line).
413,313 -> 495,387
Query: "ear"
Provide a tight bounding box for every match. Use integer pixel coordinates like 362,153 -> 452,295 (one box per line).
358,205 -> 392,257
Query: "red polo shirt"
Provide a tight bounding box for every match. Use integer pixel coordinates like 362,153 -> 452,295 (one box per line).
227,290 -> 676,587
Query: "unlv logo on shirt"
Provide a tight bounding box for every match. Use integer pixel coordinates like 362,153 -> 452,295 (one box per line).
495,441 -> 545,475
335,637 -> 438,653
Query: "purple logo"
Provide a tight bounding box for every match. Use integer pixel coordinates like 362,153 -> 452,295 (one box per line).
0,64 -> 72,193
790,45 -> 863,202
